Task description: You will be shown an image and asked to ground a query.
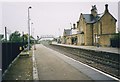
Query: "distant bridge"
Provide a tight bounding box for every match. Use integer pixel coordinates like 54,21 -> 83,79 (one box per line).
37,35 -> 55,40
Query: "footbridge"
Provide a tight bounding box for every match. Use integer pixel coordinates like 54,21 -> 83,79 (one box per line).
37,35 -> 55,41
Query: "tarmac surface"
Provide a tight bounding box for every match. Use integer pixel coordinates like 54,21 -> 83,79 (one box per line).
34,44 -> 119,81
34,44 -> 92,80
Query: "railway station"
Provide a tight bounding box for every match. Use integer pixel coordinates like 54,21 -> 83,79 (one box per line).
0,1 -> 119,82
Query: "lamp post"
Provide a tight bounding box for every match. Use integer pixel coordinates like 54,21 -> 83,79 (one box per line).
28,6 -> 32,51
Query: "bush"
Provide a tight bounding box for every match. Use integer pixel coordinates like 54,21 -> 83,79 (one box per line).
110,32 -> 120,48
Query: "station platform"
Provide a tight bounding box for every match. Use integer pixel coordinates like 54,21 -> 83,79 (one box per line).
34,44 -> 119,81
52,43 -> 120,54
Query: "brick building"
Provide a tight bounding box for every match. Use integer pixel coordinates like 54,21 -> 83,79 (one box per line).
62,4 -> 117,47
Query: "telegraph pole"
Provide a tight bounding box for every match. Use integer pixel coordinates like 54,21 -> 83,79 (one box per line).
5,27 -> 7,42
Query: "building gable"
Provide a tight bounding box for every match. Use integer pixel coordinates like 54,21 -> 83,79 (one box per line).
78,13 -> 87,32
99,11 -> 117,22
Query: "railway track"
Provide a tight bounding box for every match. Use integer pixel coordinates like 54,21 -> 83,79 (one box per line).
64,47 -> 119,69
43,44 -> 120,79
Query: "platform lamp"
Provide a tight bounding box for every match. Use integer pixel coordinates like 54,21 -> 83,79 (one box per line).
28,6 -> 32,51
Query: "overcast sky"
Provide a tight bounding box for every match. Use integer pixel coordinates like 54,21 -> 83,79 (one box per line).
0,1 -> 119,39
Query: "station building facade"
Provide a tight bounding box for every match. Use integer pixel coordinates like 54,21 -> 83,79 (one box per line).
62,4 -> 117,47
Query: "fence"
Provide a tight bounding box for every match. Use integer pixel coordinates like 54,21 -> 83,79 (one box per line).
0,43 -> 2,82
2,42 -> 27,74
0,43 -> 1,70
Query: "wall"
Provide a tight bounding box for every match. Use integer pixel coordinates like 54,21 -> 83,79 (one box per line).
66,36 -> 71,45
77,15 -> 87,45
77,34 -> 81,45
100,35 -> 111,47
85,24 -> 93,46
93,21 -> 101,45
93,12 -> 116,46
100,12 -> 116,34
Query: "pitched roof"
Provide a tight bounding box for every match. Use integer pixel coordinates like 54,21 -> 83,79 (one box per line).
99,12 -> 117,22
64,29 -> 71,36
82,14 -> 103,24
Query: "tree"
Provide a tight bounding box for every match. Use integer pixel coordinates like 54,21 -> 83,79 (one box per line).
22,34 -> 28,43
9,31 -> 22,42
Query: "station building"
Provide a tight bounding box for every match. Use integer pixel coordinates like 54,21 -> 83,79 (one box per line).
62,4 -> 117,47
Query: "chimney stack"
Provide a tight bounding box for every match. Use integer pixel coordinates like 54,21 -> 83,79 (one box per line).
91,5 -> 97,17
73,24 -> 76,29
105,4 -> 109,12
77,21 -> 79,28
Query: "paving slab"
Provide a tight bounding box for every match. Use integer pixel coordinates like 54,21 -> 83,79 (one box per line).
34,44 -> 92,80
